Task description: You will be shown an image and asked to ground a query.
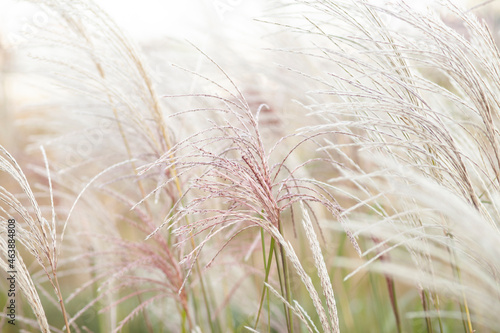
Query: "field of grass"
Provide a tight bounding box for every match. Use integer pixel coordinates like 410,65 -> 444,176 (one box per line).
1,0 -> 500,332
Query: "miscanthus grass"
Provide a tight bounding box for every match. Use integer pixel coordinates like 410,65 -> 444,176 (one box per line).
1,0 -> 500,332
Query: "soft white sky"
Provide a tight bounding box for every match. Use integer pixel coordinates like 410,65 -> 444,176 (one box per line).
0,0 -> 485,50
0,0 -> 268,46
98,0 -> 267,39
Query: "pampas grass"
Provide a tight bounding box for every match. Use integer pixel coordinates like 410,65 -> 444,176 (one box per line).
2,0 -> 500,332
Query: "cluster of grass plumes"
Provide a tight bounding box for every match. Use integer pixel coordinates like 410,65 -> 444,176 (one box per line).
287,0 -> 500,331
2,0 -> 500,332
0,145 -> 68,332
137,55 -> 365,332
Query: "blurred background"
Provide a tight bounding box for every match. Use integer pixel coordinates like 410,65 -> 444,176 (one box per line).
2,1 -> 500,332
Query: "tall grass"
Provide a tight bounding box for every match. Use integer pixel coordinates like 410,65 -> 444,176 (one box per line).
1,0 -> 500,332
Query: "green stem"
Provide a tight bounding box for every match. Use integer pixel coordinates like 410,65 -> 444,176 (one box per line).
422,289 -> 433,333
385,276 -> 402,333
280,243 -> 294,333
196,260 -> 216,332
254,231 -> 276,329
274,242 -> 289,331
448,235 -> 473,333
277,218 -> 293,333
